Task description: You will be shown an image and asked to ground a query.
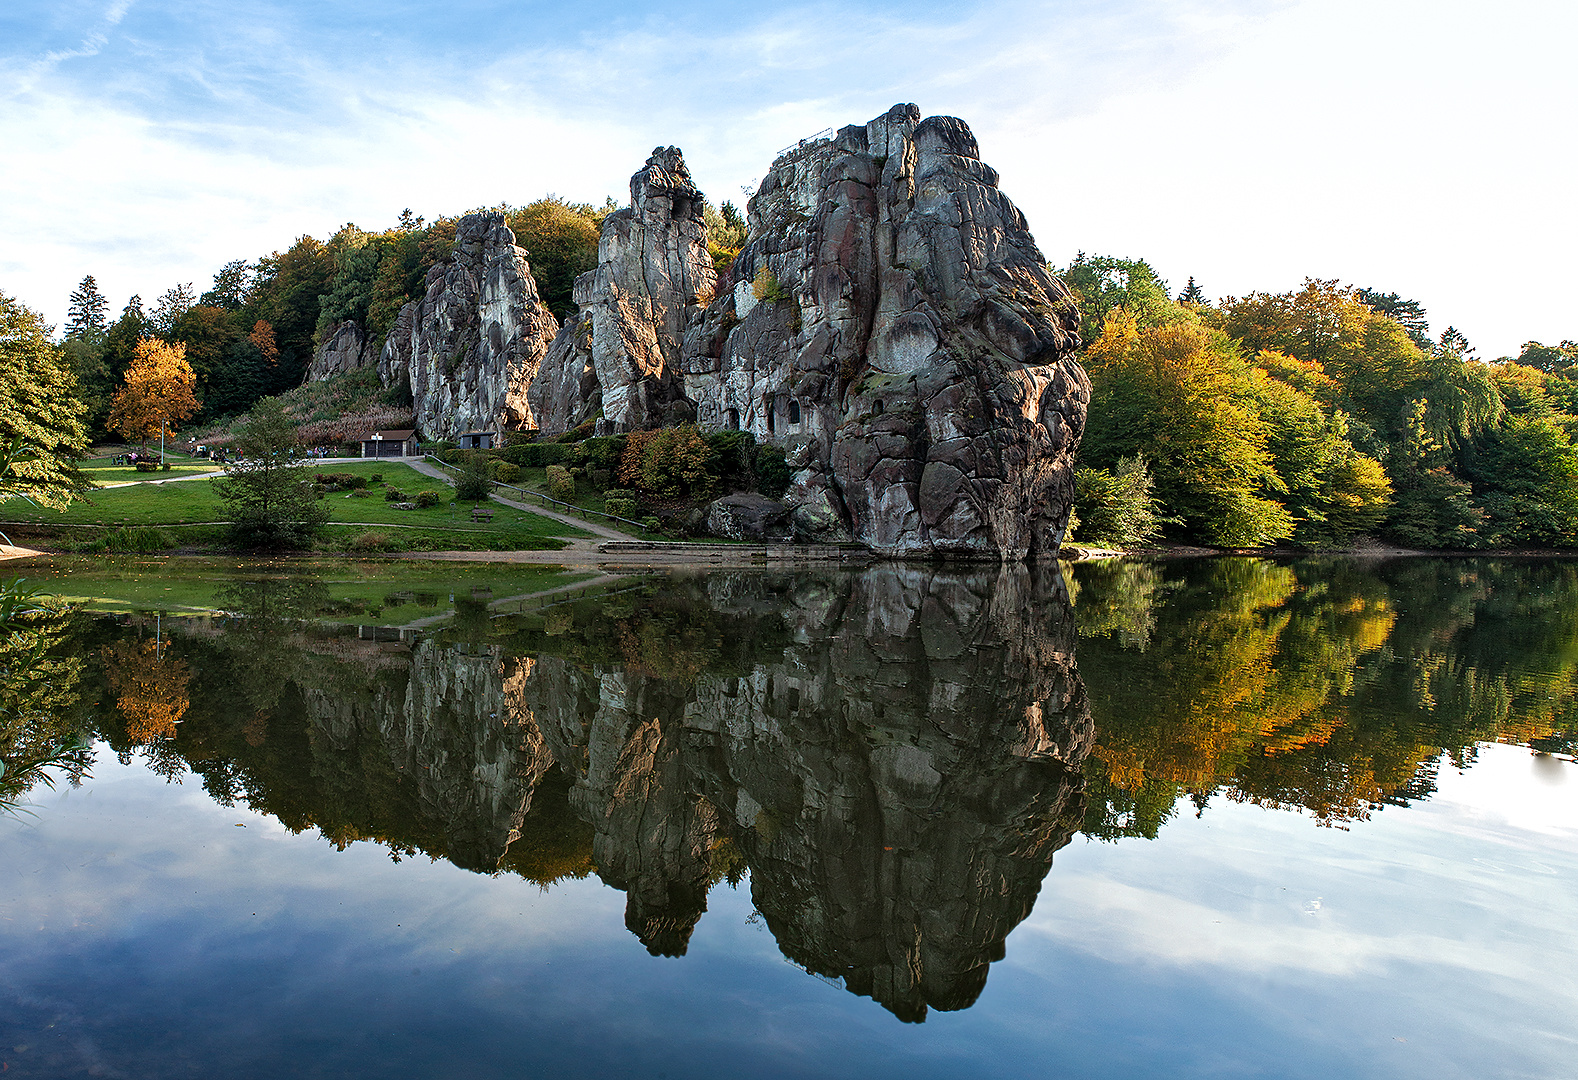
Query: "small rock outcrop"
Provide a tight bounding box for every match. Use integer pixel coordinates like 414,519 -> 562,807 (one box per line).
378,212 -> 559,440
705,493 -> 793,541
305,320 -> 374,382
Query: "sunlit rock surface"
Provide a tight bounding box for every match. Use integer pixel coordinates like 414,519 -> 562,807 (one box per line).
378,211 -> 559,440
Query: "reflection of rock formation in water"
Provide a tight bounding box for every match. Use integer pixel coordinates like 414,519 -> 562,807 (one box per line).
517,566 -> 1092,1020
297,639 -> 550,873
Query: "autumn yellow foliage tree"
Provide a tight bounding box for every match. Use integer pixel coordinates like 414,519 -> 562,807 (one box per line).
106,337 -> 200,452
102,638 -> 192,744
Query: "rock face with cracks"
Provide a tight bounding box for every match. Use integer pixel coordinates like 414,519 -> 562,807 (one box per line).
378,211 -> 559,440
305,320 -> 375,382
681,105 -> 1088,558
383,106 -> 1087,557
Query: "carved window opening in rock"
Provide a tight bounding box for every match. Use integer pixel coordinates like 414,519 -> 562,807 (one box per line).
872,399 -> 884,416
726,408 -> 740,431
787,686 -> 800,711
765,398 -> 776,435
788,400 -> 801,425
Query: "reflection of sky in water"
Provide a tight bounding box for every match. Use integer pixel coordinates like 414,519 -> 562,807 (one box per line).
3,745 -> 1573,1079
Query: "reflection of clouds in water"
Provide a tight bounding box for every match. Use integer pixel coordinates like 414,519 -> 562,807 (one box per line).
1426,743 -> 1578,839
0,758 -> 626,957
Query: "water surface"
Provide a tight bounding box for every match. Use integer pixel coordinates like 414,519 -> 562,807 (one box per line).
2,556 -> 1574,1078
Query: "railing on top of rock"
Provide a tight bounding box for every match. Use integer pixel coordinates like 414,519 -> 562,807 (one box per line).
421,454 -> 652,534
773,128 -> 835,164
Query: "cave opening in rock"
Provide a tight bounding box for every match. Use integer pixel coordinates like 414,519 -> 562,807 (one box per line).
727,408 -> 739,430
872,399 -> 884,416
765,398 -> 776,434
788,400 -> 801,425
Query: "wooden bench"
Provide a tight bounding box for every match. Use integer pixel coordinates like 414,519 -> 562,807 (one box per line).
470,505 -> 495,523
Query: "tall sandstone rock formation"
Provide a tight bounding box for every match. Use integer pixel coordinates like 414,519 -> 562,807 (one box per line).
378,211 -> 559,439
384,106 -> 1087,557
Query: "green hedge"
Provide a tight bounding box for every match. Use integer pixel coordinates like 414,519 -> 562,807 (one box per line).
502,442 -> 579,467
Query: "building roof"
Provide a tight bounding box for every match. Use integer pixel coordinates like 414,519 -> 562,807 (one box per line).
365,429 -> 416,440
456,430 -> 498,437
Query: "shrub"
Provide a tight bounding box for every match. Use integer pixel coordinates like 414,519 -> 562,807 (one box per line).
1071,456 -> 1167,547
641,516 -> 661,532
605,496 -> 639,518
314,472 -> 367,491
618,425 -> 718,500
705,430 -> 757,489
491,460 -> 521,484
161,462 -> 171,471
369,473 -> 383,485
413,489 -> 441,509
383,487 -> 406,502
545,464 -> 575,500
580,435 -> 626,472
752,266 -> 790,304
134,461 -> 158,472
455,467 -> 492,502
755,445 -> 791,498
347,529 -> 401,552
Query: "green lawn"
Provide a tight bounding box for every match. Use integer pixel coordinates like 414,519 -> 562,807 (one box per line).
17,554 -> 596,626
4,461 -> 593,551
80,451 -> 223,487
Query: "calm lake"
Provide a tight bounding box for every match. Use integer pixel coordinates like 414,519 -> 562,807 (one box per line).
2,556 -> 1575,1079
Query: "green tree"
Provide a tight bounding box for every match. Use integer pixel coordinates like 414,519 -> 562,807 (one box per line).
1071,456 -> 1165,547
1511,340 -> 1578,374
1178,276 -> 1206,305
1464,416 -> 1578,546
507,197 -> 604,319
66,275 -> 110,342
0,291 -> 90,511
214,396 -> 329,548
1357,288 -> 1431,349
1061,253 -> 1177,346
1081,311 -> 1293,546
200,259 -> 253,310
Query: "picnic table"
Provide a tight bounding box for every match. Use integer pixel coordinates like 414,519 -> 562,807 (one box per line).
470,505 -> 494,523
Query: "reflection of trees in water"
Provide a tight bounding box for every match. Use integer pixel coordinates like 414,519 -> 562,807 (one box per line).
0,590 -> 90,811
1072,557 -> 1578,837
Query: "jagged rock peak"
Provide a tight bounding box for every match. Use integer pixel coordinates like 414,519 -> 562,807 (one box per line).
578,145 -> 716,431
378,210 -> 559,440
682,104 -> 1089,559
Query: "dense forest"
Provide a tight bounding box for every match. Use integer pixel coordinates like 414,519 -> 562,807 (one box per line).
1063,256 -> 1578,550
3,194 -> 1575,549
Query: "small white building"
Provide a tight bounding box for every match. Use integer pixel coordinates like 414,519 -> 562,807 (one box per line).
360,429 -> 419,458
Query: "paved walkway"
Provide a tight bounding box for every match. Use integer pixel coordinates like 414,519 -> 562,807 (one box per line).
403,459 -> 634,542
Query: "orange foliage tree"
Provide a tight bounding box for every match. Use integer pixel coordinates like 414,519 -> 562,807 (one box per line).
106,337 -> 200,451
102,639 -> 192,744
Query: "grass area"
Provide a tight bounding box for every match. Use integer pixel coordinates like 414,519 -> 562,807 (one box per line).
80,450 -> 223,487
3,460 -> 593,552
16,554 -> 595,626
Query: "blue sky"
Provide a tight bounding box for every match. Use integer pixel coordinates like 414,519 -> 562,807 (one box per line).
2,0 -> 1573,357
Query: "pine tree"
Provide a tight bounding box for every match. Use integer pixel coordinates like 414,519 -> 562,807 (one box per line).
1178,276 -> 1206,305
66,276 -> 109,341
214,396 -> 329,548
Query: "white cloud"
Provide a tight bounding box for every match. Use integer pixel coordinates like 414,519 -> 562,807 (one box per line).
0,0 -> 1571,358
